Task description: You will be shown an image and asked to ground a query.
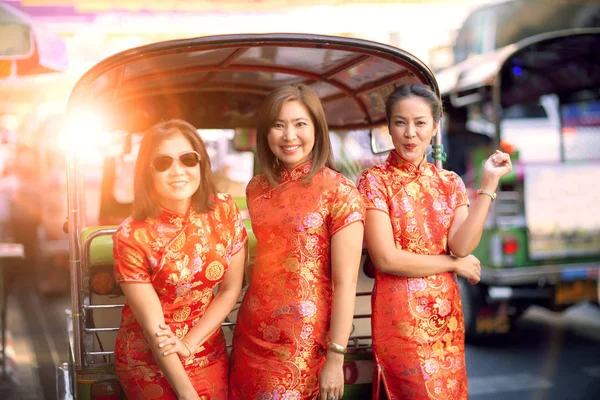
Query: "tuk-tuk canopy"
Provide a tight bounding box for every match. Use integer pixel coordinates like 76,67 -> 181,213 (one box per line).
67,34 -> 438,132
437,28 -> 600,108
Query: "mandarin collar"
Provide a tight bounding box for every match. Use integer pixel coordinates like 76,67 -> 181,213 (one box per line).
157,203 -> 193,225
387,150 -> 429,173
277,160 -> 313,183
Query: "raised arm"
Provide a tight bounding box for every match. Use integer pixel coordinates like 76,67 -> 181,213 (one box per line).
448,150 -> 512,257
120,283 -> 199,400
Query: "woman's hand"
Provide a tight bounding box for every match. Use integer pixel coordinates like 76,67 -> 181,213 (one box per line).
482,150 -> 512,187
155,324 -> 192,359
319,355 -> 344,400
453,254 -> 481,284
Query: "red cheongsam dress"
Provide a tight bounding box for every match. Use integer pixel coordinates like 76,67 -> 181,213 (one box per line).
229,162 -> 365,400
113,193 -> 247,400
357,150 -> 470,400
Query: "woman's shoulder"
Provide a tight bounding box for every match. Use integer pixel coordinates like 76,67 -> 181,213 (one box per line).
434,166 -> 463,183
322,167 -> 356,186
247,173 -> 268,187
114,216 -> 150,242
357,163 -> 389,185
213,192 -> 234,205
246,174 -> 271,195
362,161 -> 390,177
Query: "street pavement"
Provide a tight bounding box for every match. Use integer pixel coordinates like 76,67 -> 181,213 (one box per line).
1,265 -> 599,399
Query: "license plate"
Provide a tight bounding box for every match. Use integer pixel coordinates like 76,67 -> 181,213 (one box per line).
555,280 -> 597,306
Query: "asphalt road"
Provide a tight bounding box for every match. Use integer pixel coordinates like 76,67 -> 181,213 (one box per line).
466,303 -> 600,400
6,280 -> 600,400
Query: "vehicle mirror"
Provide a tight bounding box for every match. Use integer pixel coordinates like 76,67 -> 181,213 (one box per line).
370,125 -> 394,154
233,128 -> 257,152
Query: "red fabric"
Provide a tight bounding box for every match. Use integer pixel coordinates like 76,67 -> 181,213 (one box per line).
229,162 -> 365,400
113,193 -> 247,399
357,151 -> 470,400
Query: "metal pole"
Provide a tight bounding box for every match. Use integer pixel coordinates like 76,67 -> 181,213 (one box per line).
1,264 -> 6,378
66,144 -> 84,373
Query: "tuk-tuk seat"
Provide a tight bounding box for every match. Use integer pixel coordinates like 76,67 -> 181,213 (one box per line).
81,226 -> 118,268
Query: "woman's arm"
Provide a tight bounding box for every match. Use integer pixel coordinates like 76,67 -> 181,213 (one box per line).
120,283 -> 199,400
183,245 -> 246,351
365,209 -> 456,276
448,150 -> 512,257
319,221 -> 364,400
364,210 -> 481,281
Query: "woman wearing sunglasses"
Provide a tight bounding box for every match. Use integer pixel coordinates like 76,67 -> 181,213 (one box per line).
229,85 -> 365,400
112,119 -> 247,400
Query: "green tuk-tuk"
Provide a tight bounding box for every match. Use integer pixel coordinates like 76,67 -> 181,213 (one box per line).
437,28 -> 600,339
56,33 -> 440,399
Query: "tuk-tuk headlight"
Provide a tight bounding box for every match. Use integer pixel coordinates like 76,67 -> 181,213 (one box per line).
90,378 -> 123,400
90,265 -> 123,296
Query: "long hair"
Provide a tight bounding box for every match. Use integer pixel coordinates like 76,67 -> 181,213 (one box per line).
255,84 -> 334,186
132,119 -> 216,220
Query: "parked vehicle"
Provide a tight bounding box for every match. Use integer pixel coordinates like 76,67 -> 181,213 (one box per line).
56,33 -> 440,399
436,28 -> 600,339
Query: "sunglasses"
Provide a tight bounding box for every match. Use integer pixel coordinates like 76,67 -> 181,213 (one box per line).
151,151 -> 200,172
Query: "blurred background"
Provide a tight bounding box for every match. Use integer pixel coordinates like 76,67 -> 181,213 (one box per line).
0,1 -> 599,399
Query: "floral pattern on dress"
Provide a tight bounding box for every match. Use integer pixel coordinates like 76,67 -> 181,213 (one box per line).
357,150 -> 469,400
229,162 -> 365,400
113,193 -> 247,400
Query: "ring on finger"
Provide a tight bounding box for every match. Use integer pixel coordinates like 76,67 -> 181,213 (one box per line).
327,396 -> 336,400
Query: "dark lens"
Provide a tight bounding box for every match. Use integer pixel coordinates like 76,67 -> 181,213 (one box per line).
179,152 -> 200,168
152,156 -> 174,172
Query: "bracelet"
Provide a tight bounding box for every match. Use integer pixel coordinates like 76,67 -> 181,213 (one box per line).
477,188 -> 496,202
328,342 -> 347,355
182,339 -> 194,359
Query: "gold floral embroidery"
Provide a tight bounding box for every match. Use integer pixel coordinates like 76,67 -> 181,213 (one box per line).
284,257 -> 299,272
169,232 -> 186,252
142,384 -> 164,399
113,194 -> 247,398
205,261 -> 224,281
122,247 -> 143,268
173,307 -> 191,322
230,166 -> 365,398
133,228 -> 150,244
357,150 -> 469,400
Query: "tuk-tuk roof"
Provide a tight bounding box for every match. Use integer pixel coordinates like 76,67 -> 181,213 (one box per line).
67,33 -> 438,132
437,28 -> 600,108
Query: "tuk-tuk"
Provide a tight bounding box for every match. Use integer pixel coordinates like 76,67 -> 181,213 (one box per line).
437,28 -> 600,339
56,34 -> 440,399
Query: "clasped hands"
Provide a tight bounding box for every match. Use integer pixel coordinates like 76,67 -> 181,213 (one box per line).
155,323 -> 195,360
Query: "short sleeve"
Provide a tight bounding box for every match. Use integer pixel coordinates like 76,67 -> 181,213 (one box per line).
357,168 -> 390,214
448,172 -> 470,210
328,178 -> 365,236
113,222 -> 151,283
223,195 -> 248,257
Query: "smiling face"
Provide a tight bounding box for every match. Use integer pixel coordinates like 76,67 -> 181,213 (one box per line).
267,100 -> 315,170
389,96 -> 440,163
151,133 -> 200,214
